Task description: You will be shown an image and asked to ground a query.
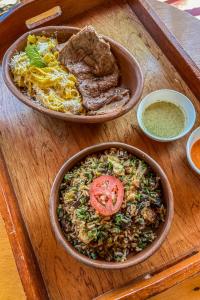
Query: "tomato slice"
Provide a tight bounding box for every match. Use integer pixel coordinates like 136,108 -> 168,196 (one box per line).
89,175 -> 124,216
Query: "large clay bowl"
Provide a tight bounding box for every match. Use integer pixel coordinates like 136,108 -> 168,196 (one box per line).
50,142 -> 174,269
2,26 -> 143,123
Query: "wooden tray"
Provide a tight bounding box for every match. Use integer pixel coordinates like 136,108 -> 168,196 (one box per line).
0,0 -> 200,299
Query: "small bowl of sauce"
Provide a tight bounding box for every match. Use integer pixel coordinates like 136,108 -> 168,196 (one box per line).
187,127 -> 200,175
137,89 -> 196,142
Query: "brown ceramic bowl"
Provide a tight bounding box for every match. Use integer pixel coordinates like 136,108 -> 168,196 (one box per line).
2,26 -> 143,123
49,142 -> 174,269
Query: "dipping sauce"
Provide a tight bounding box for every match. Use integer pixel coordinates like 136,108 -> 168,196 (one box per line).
191,139 -> 200,169
142,101 -> 185,138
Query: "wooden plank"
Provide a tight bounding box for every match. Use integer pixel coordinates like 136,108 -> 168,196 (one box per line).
150,273 -> 200,300
149,0 -> 200,68
1,0 -> 200,299
0,150 -> 48,300
95,252 -> 200,299
128,0 -> 200,101
0,215 -> 26,300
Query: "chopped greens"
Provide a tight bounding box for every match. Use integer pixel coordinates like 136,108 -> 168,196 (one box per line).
76,207 -> 90,221
114,213 -> 131,226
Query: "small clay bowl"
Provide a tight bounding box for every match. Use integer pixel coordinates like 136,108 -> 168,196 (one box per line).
2,26 -> 143,123
49,142 -> 174,269
137,89 -> 196,142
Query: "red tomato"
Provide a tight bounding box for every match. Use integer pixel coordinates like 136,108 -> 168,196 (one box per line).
89,175 -> 124,216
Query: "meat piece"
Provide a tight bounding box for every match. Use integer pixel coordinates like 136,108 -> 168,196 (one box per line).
59,26 -> 130,112
87,96 -> 129,115
78,65 -> 119,98
78,229 -> 92,244
141,208 -> 156,224
59,26 -> 116,76
86,88 -> 129,112
66,61 -> 92,79
132,161 -> 148,188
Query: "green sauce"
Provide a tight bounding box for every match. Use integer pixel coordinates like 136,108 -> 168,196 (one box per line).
142,101 -> 185,138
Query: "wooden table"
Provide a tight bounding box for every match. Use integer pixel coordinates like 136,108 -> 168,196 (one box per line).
0,0 -> 200,299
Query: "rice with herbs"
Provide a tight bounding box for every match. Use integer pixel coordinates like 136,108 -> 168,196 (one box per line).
57,148 -> 166,262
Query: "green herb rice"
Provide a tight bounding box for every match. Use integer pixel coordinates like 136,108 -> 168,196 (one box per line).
58,148 -> 166,262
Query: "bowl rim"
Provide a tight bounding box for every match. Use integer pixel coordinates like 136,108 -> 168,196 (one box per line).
2,25 -> 144,123
49,142 -> 174,269
186,126 -> 200,175
137,89 -> 196,142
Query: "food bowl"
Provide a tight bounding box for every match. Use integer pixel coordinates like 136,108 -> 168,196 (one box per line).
49,142 -> 174,269
2,26 -> 143,123
137,89 -> 196,142
187,126 -> 200,175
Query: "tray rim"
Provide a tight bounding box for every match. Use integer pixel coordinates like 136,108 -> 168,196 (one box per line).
0,0 -> 200,299
0,149 -> 48,300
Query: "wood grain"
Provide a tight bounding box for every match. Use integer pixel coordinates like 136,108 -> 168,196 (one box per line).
0,215 -> 25,300
128,0 -> 200,101
150,0 -> 200,68
95,251 -> 200,299
149,273 -> 200,300
0,150 -> 48,300
0,0 -> 200,299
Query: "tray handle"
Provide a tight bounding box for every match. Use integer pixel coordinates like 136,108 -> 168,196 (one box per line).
0,0 -> 107,60
25,6 -> 62,29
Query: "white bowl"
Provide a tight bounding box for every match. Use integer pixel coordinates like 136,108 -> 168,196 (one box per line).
186,127 -> 200,175
137,89 -> 196,142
